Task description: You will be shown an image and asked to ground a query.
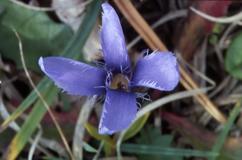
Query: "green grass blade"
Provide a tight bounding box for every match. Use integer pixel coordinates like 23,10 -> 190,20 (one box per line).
209,98 -> 242,160
83,142 -> 98,153
1,77 -> 50,131
121,143 -> 218,158
5,86 -> 58,160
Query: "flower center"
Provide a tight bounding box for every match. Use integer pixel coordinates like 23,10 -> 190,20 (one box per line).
110,73 -> 129,91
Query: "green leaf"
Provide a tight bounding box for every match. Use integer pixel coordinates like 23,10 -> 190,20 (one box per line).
135,125 -> 182,160
123,112 -> 150,141
209,23 -> 223,45
225,31 -> 242,79
3,0 -> 102,159
84,122 -> 114,146
5,86 -> 58,160
1,77 -> 50,131
83,142 -> 98,153
84,122 -> 115,156
209,98 -> 242,160
121,143 -> 218,158
0,0 -> 72,71
1,0 -> 101,130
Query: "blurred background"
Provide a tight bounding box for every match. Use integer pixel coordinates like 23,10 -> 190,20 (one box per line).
1,0 -> 242,159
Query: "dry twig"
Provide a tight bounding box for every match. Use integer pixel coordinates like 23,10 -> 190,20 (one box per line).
114,0 -> 226,123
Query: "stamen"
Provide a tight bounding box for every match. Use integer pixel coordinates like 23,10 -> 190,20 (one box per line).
109,73 -> 129,91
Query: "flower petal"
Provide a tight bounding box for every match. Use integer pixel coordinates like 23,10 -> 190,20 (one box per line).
132,51 -> 179,91
100,3 -> 130,72
99,89 -> 137,134
39,57 -> 106,96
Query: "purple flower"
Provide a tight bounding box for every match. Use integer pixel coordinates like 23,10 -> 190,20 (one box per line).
38,3 -> 179,135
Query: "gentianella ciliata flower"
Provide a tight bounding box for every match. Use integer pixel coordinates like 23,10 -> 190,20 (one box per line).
38,3 -> 179,134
